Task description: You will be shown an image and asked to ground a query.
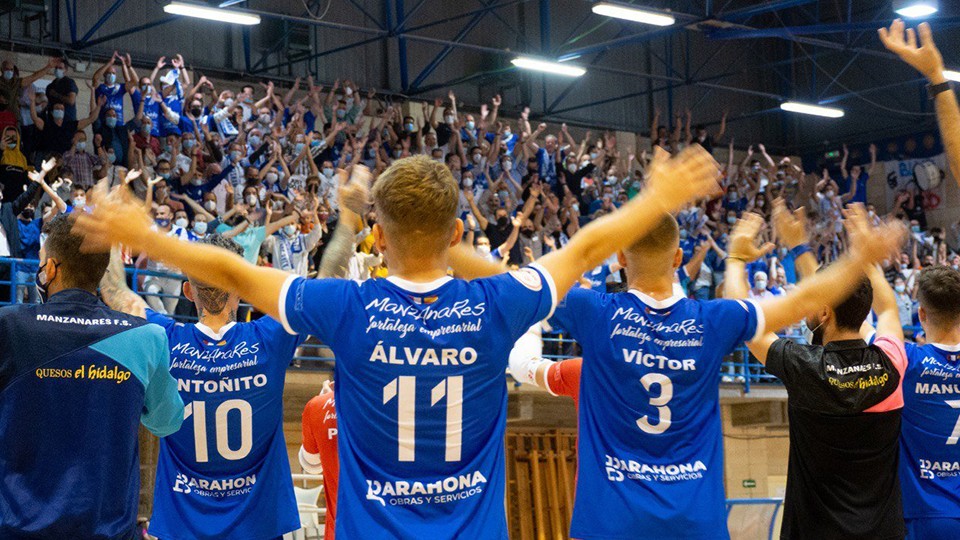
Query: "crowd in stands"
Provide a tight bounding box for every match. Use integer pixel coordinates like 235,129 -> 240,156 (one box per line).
0,49 -> 952,334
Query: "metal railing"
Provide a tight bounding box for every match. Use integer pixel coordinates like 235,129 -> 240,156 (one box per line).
1,257 -> 924,391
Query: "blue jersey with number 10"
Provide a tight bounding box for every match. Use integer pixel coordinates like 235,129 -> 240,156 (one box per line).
280,269 -> 555,539
552,288 -> 761,540
900,341 -> 960,519
146,311 -> 305,540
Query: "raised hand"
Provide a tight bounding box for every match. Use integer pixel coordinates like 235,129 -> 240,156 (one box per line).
27,169 -> 46,184
40,157 -> 57,174
878,20 -> 945,82
338,164 -> 373,216
72,180 -> 154,253
491,95 -> 501,107
843,203 -> 907,265
156,56 -> 167,69
772,198 -> 807,249
728,213 -> 775,262
124,169 -> 143,185
645,146 -> 721,210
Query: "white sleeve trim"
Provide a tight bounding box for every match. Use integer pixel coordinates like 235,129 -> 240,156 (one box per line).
298,446 -> 323,474
278,274 -> 300,336
743,299 -> 766,343
528,262 -> 558,320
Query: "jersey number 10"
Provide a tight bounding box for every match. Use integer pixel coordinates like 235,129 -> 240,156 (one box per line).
383,376 -> 463,462
184,400 -> 254,462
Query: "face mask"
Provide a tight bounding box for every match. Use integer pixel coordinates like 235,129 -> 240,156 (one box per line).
470,153 -> 481,164
6,142 -> 14,150
895,284 -> 906,293
572,203 -> 579,213
104,116 -> 117,128
803,318 -> 825,346
230,150 -> 242,161
107,153 -> 116,164
466,121 -> 475,130
141,84 -> 151,95
191,107 -> 202,117
3,70 -> 13,80
183,139 -> 196,150
193,221 -> 208,235
393,149 -> 402,159
75,141 -> 86,151
246,195 -> 258,206
265,172 -> 278,184
174,217 -> 188,229
337,109 -> 346,119
498,190 -> 509,201
567,163 -> 577,173
51,109 -> 64,120
825,190 -> 835,198
283,224 -> 298,236
405,123 -> 415,132
607,175 -> 617,183
35,261 -> 57,303
728,192 -> 738,201
249,136 -> 261,147
462,177 -> 473,189
141,124 -> 152,134
224,97 -> 234,107
727,216 -> 737,225
477,245 -> 491,256
53,68 -> 64,78
445,115 -> 455,125
911,225 -> 921,233
259,114 -> 271,124
322,167 -> 334,177
106,73 -> 117,85
503,129 -> 512,137
679,230 -> 688,240
159,172 -> 171,180
203,200 -> 217,212
503,160 -> 512,170
294,143 -> 305,155
497,216 -> 509,227
163,144 -> 173,154
156,218 -> 170,228
20,208 -> 34,221
310,140 -> 321,148
343,153 -> 353,163
755,280 -> 767,290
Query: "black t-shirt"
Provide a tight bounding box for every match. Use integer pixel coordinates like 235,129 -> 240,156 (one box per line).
766,338 -> 906,540
0,164 -> 28,203
46,77 -> 79,120
36,117 -> 78,155
484,218 -> 520,265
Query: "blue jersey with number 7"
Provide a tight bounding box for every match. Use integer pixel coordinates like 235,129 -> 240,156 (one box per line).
899,341 -> 960,519
551,288 -> 761,540
279,268 -> 555,539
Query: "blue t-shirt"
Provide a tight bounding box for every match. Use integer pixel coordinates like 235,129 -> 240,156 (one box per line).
95,83 -> 127,123
843,171 -> 869,205
279,268 -> 556,539
17,217 -> 42,261
0,289 -> 182,539
551,288 -> 761,539
131,89 -> 162,137
899,341 -> 960,520
584,264 -> 611,293
146,310 -> 305,540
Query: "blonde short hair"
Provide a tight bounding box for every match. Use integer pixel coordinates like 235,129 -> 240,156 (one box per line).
372,155 -> 460,253
627,214 -> 679,255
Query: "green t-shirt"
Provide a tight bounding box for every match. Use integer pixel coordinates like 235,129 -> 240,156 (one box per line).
216,223 -> 267,264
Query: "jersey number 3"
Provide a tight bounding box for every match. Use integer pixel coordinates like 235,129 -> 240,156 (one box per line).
383,376 -> 463,462
636,373 -> 673,435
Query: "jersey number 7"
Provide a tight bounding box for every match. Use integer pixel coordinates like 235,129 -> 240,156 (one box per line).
948,400 -> 960,445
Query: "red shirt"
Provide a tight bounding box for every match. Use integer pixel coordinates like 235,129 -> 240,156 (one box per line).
302,392 -> 339,540
545,358 -> 582,406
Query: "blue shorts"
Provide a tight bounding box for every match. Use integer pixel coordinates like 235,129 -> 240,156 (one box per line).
906,517 -> 960,539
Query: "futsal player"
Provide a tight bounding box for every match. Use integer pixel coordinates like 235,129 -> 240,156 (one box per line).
300,380 -> 339,540
97,169 -> 372,540
0,214 -> 183,538
726,207 -> 908,540
451,209 -> 904,540
75,148 -> 722,538
868,265 -> 960,539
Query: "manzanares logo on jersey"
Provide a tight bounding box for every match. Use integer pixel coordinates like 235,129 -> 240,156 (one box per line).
918,460 -> 960,480
604,454 -> 707,483
172,470 -> 258,498
364,470 -> 488,507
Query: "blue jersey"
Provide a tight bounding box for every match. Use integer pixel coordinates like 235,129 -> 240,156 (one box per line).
131,89 -> 161,137
146,310 -> 304,540
584,264 -> 611,292
279,268 -> 556,539
0,289 -> 183,539
96,83 -> 127,123
552,288 -> 761,540
899,341 -> 960,519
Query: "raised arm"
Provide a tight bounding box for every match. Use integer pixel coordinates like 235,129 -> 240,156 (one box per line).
99,246 -> 149,318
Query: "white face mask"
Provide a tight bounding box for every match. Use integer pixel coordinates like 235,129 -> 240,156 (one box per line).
445,115 -> 456,125
476,245 -> 491,256
283,224 -> 298,236
265,172 -> 278,184
203,200 -> 217,211
193,221 -> 208,235
755,280 -> 767,291
245,194 -> 258,206
174,217 -> 188,229
322,167 -> 334,177
894,284 -> 906,293
72,196 -> 85,207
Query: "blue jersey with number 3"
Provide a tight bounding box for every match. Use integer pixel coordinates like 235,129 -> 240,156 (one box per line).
900,342 -> 960,519
280,269 -> 555,539
551,288 -> 761,540
146,310 -> 304,540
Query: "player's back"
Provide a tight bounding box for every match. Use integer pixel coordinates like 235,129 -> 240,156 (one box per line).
900,341 -> 960,519
278,270 -> 555,539
145,311 -> 303,540
551,288 -> 761,540
0,290 -> 182,540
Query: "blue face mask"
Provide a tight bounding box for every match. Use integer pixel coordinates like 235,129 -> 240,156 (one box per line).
183,139 -> 196,150
231,150 -> 242,161
2,70 -> 12,80
107,153 -> 116,164
51,109 -> 64,120
249,136 -> 261,147
106,73 -> 117,85
405,123 -> 415,132
105,117 -> 117,128
310,140 -> 321,148
295,143 -> 305,154
156,218 -> 170,228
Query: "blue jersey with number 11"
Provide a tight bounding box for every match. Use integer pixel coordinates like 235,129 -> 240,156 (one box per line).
146,311 -> 305,540
552,288 -> 761,540
899,341 -> 960,519
280,268 -> 555,539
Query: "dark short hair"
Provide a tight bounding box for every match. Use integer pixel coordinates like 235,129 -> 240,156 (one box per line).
833,278 -> 872,331
917,266 -> 960,326
42,214 -> 109,291
199,234 -> 244,257
627,214 -> 679,255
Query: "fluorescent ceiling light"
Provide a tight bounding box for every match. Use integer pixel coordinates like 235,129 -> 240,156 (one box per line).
894,1 -> 938,18
780,101 -> 844,118
943,70 -> 960,82
592,2 -> 675,26
511,57 -> 586,77
164,1 -> 261,25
